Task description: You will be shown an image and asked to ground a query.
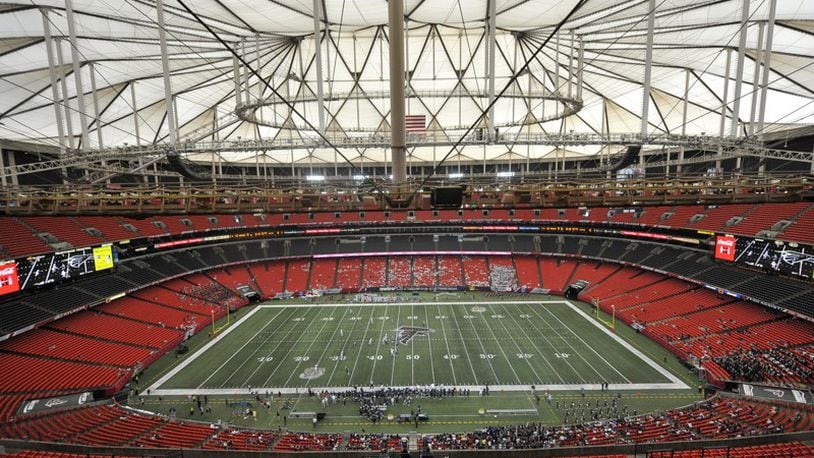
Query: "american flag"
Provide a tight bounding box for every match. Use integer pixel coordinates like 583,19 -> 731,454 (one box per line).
405,114 -> 426,134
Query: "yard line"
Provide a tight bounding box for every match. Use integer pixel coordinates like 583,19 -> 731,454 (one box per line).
489,304 -> 545,384
348,307 -> 375,384
368,304 -> 391,385
500,303 -> 564,383
326,306 -> 365,386
390,303 -> 402,386
410,303 -> 415,385
453,304 -> 501,384
259,306 -> 333,388
196,307 -> 290,388
303,307 -> 353,388
421,304 -> 436,384
435,303 -> 458,385
280,306 -> 342,387
217,307 -> 308,388
533,305 -> 616,383
525,303 -> 589,383
541,304 -> 631,383
477,305 -> 523,384
448,304 -> 480,384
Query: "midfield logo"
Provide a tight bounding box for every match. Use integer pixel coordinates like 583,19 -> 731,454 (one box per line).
397,326 -> 431,345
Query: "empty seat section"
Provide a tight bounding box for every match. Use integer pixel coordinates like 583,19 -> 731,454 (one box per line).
437,256 -> 463,287
387,257 -> 412,288
461,256 -> 489,287
659,205 -> 704,229
134,421 -> 214,448
538,258 -> 577,293
73,411 -> 162,446
22,217 -> 103,249
411,256 -> 436,287
0,328 -> 154,368
336,257 -> 362,290
248,261 -> 285,297
729,202 -> 811,236
77,216 -> 138,242
309,259 -> 337,290
361,257 -> 387,289
0,218 -> 52,257
284,259 -> 310,292
689,204 -> 751,232
98,296 -> 206,330
47,312 -> 183,350
513,256 -> 541,289
633,206 -> 672,226
148,216 -> 192,235
779,204 -> 814,244
0,354 -> 125,393
568,261 -> 618,288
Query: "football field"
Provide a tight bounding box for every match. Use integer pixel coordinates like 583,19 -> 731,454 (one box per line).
148,300 -> 686,395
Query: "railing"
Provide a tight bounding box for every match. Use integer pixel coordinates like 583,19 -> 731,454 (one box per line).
0,173 -> 810,215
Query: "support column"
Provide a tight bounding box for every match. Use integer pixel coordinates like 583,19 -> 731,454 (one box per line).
7,151 -> 19,186
233,55 -> 242,107
639,0 -> 656,168
679,69 -> 690,174
388,0 -> 407,185
757,0 -> 777,136
748,22 -> 765,137
255,33 -> 263,124
64,0 -> 90,150
312,0 -> 326,136
719,49 -> 732,138
486,0 -> 497,143
55,38 -> 75,149
567,31 -> 574,98
131,81 -> 141,147
156,0 -> 177,146
640,0 -> 655,141
0,147 -> 6,187
576,38 -> 584,101
241,39 -> 250,105
554,33 -> 560,93
41,9 -> 66,154
730,0 -> 749,138
89,62 -> 103,149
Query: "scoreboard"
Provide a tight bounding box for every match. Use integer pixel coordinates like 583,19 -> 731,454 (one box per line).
0,244 -> 116,297
716,235 -> 814,280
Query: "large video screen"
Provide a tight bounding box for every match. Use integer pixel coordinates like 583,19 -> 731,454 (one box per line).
732,237 -> 814,280
14,245 -> 115,292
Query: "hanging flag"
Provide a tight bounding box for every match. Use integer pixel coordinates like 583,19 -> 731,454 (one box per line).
405,114 -> 426,134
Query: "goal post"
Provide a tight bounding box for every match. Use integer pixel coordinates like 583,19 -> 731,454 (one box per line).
593,298 -> 615,332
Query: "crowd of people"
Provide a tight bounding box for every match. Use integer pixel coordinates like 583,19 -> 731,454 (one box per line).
423,396 -> 808,451
714,345 -> 814,386
312,385 -> 472,423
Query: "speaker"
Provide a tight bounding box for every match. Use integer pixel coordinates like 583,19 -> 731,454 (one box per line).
431,186 -> 464,208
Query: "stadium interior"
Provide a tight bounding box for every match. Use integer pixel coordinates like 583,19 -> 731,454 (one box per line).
1,0 -> 814,457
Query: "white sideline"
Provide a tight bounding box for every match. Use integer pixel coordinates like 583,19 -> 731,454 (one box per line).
146,300 -> 689,396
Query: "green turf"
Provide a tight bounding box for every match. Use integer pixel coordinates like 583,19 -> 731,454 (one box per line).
133,294 -> 702,433
157,300 -> 672,390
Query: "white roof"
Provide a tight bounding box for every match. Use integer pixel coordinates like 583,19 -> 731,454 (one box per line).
0,0 -> 812,164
